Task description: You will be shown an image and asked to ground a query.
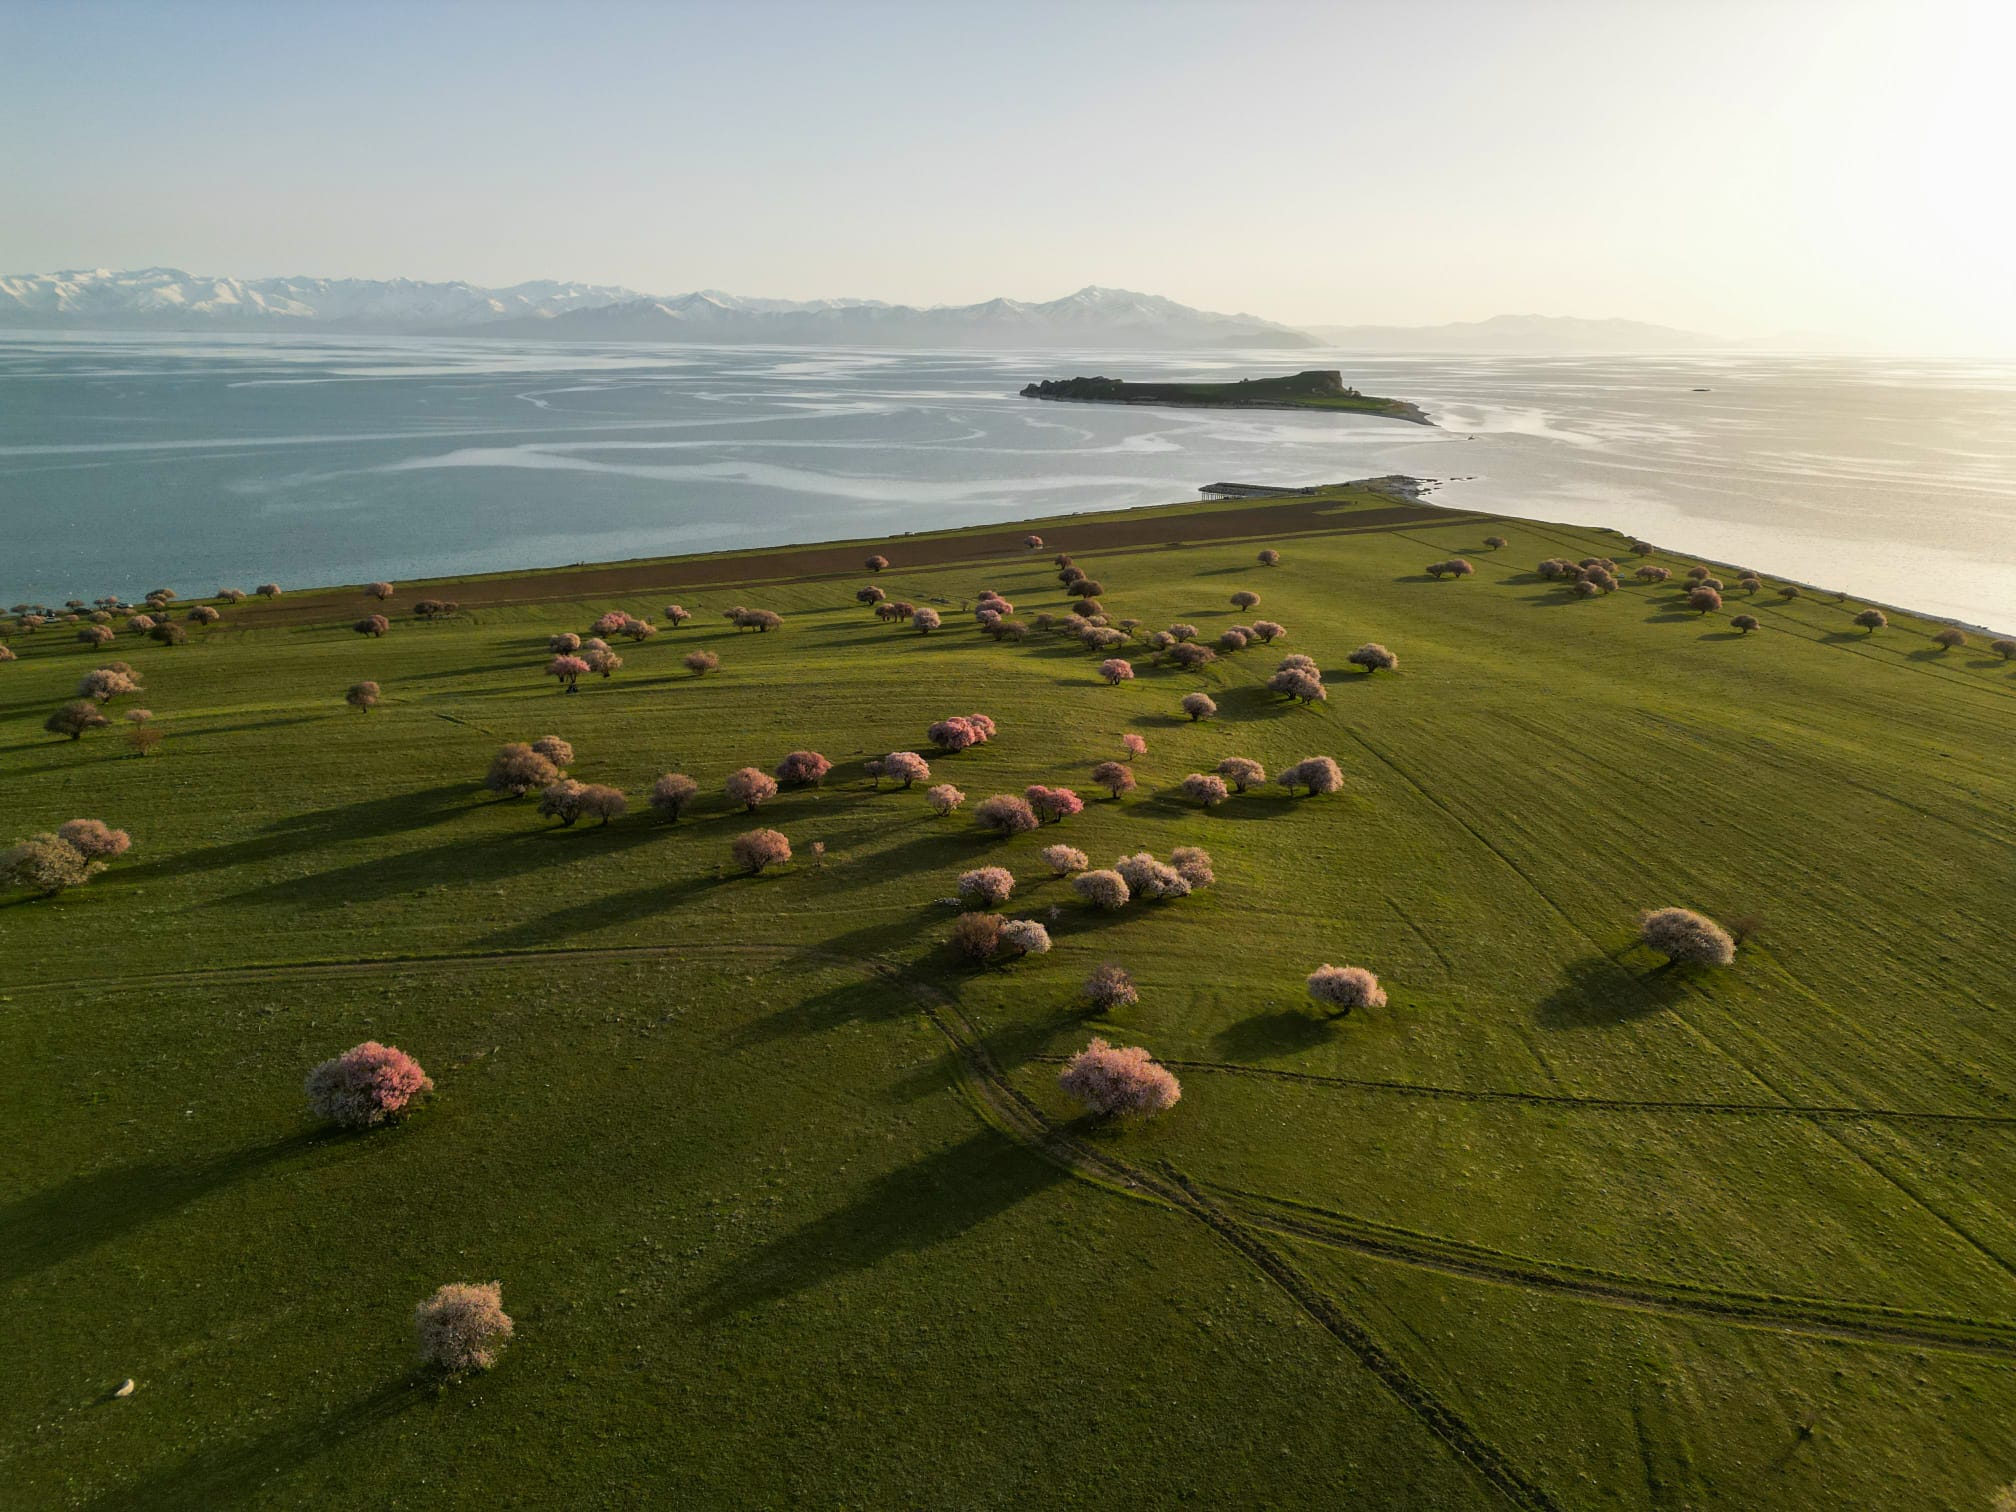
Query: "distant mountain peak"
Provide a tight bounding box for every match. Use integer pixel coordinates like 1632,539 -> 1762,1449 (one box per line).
0,267 -> 1318,348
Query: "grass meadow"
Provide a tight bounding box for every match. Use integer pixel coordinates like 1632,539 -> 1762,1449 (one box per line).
4,484 -> 2015,1509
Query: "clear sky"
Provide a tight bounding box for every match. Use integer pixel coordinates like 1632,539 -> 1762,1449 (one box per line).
6,0 -> 2014,350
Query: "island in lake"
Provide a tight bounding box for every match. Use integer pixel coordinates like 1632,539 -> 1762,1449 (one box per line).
1019,369 -> 1431,424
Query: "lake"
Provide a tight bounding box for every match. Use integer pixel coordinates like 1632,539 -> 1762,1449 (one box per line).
3,333 -> 2011,631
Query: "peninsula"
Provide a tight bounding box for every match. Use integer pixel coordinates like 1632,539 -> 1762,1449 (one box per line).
1019,369 -> 1431,424
8,480 -> 2014,1510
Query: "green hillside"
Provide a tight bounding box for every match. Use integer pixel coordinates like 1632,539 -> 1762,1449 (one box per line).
4,483 -> 2015,1509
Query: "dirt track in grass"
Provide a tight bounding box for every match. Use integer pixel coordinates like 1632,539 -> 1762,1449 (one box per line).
208,496 -> 1486,627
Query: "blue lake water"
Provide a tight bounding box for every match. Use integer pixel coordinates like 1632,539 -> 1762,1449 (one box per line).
2,333 -> 2012,631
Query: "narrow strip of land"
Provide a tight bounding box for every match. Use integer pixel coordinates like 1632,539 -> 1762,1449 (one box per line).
192,491 -> 1481,627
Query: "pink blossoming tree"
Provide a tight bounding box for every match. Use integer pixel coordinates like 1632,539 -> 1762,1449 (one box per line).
305,1041 -> 434,1129
1307,965 -> 1386,1017
1058,1038 -> 1181,1119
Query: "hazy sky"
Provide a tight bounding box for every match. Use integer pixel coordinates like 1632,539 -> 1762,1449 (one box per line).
7,0 -> 2014,350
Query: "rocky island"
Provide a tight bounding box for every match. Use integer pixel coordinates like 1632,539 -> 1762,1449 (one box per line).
1019,369 -> 1431,424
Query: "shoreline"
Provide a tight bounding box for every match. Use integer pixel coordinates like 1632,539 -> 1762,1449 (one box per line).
1416,472 -> 2009,639
1023,391 -> 1436,426
7,472 -> 2004,641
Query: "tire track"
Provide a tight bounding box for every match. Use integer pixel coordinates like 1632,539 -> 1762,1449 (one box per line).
1056,1054 -> 2016,1129
1332,721 -> 1752,1080
38,945 -> 2016,1369
900,978 -> 1563,1512
35,943 -> 698,996
1209,1186 -> 2016,1362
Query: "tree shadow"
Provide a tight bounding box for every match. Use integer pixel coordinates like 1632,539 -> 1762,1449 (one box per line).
0,694 -> 80,722
0,735 -> 82,756
1018,636 -> 1106,664
1044,901 -> 1157,941
1534,955 -> 1692,1029
0,754 -> 138,781
1131,791 -> 1216,823
883,1005 -> 1085,1104
368,659 -> 528,686
781,902 -> 956,975
1699,631 -> 1749,642
186,714 -> 331,738
1212,1008 -> 1337,1059
118,784 -> 477,883
211,818 -> 667,912
732,963 -> 923,1047
0,1128 -> 353,1287
1214,684 -> 1303,721
687,1130 -> 1064,1323
86,1372 -> 430,1512
814,823 -> 1004,879
475,871 -> 724,950
1209,792 -> 1295,820
802,758 -> 884,790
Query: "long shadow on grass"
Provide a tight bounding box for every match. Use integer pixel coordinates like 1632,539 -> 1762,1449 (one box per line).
1116,790 -> 1302,825
210,817 -> 666,911
1212,1009 -> 1336,1060
1212,792 -> 1301,820
366,658 -> 528,685
1042,901 -> 1156,942
186,714 -> 331,738
733,969 -> 926,1048
1214,685 -> 1310,721
0,754 -> 138,781
1020,637 -> 1110,664
0,1128 -> 353,1288
86,1373 -> 429,1512
1534,955 -> 1693,1029
117,784 -> 477,884
822,825 -> 1021,879
1124,792 -> 1205,825
688,1130 -> 1065,1323
774,903 -> 954,980
475,872 -> 725,950
885,1005 -> 1089,1104
803,803 -> 945,857
0,736 -> 83,757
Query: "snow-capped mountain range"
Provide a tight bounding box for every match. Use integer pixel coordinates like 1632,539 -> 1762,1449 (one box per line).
0,268 -> 651,329
0,268 -> 1312,348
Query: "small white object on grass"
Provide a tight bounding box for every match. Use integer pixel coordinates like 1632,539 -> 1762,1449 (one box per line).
112,1378 -> 135,1398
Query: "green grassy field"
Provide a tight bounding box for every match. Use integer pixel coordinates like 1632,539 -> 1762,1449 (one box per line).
4,484 -> 2015,1509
